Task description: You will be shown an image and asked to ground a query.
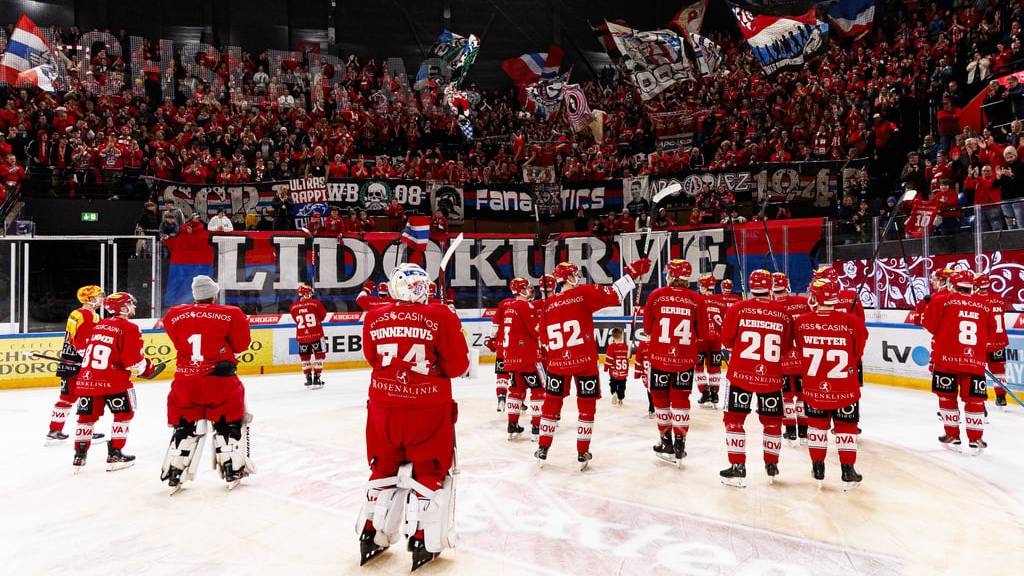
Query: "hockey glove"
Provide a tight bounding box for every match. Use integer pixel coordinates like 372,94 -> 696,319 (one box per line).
625,258 -> 652,280
55,351 -> 83,379
138,359 -> 166,380
210,360 -> 238,377
362,280 -> 376,293
483,337 -> 496,352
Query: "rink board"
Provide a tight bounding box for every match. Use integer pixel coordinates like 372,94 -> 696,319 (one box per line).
3,311 -> 1023,398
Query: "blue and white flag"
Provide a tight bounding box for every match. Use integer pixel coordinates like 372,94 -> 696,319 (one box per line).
1,15 -> 55,88
400,215 -> 431,252
730,3 -> 829,75
824,0 -> 875,38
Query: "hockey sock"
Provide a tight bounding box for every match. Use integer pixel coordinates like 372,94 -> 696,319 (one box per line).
937,395 -> 960,438
507,393 -> 525,424
539,394 -> 564,448
759,414 -> 783,464
576,397 -> 597,453
300,353 -> 312,375
111,412 -> 132,450
651,389 -> 671,436
834,421 -> 858,465
795,397 -> 807,428
708,370 -> 721,392
313,352 -> 325,375
695,369 -> 708,394
994,387 -> 1007,398
647,392 -> 654,413
783,390 -> 798,427
963,401 -> 985,442
75,421 -> 95,453
669,387 -> 691,438
529,388 -> 545,427
50,399 -> 74,432
723,411 -> 747,465
806,418 -> 829,463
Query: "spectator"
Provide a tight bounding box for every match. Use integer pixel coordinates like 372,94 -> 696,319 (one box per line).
965,165 -> 1003,231
208,209 -> 234,232
181,213 -> 206,235
325,206 -> 346,236
615,210 -> 636,233
837,194 -> 857,244
0,153 -> 25,204
652,208 -> 675,230
901,151 -> 929,194
257,207 -> 275,231
271,188 -> 294,231
357,209 -> 376,232
134,201 -> 161,257
162,200 -> 184,228
244,208 -> 259,231
385,197 -> 405,231
996,146 -> 1024,227
573,208 -> 588,232
430,210 -> 449,244
159,211 -> 179,239
936,98 -> 961,152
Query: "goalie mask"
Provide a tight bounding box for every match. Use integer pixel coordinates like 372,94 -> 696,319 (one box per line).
390,264 -> 431,304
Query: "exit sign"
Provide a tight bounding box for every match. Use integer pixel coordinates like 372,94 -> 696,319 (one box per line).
81,212 -> 99,222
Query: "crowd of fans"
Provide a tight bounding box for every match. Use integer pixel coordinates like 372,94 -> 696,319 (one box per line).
1,1 -> 1023,240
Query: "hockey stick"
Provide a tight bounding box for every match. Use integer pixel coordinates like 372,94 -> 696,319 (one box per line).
630,183 -> 682,341
439,233 -> 464,304
755,191 -> 780,273
726,215 -> 748,298
848,189 -> 916,311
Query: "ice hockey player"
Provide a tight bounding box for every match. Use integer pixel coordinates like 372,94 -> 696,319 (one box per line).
634,329 -> 653,418
923,268 -> 997,455
498,277 -> 545,440
46,285 -> 106,443
488,286 -> 515,413
534,258 -> 651,470
811,266 -> 865,320
974,273 -> 1009,408
719,269 -> 793,487
357,263 -> 469,570
696,273 -> 725,409
72,292 -> 162,471
772,272 -> 812,444
719,278 -> 743,307
356,280 -> 394,310
160,276 -> 255,490
793,277 -> 868,491
290,283 -> 328,389
643,259 -> 704,465
603,327 -> 629,406
907,267 -> 953,325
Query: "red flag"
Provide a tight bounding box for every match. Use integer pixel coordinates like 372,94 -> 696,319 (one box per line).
904,198 -> 939,238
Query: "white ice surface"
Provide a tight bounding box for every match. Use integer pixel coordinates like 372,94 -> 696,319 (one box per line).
1,370 -> 1022,576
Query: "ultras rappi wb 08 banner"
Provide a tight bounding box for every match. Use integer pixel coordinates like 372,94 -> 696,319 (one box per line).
160,218 -> 826,313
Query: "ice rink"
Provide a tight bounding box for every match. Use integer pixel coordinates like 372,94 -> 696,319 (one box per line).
2,369 -> 1023,576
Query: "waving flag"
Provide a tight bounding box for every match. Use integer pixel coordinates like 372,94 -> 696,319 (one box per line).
525,72 -> 569,120
671,1 -> 708,35
824,0 -> 876,38
563,84 -> 592,132
604,21 -> 692,100
502,46 -> 564,87
1,15 -> 55,86
401,216 -> 432,252
730,4 -> 829,75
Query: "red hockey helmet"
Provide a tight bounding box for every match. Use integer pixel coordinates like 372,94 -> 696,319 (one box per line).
553,262 -> 580,284
748,269 -> 773,294
377,282 -> 389,297
812,266 -> 838,282
539,274 -> 557,295
974,272 -> 990,292
950,269 -> 975,291
666,259 -> 692,285
931,267 -> 953,289
721,278 -> 734,292
809,278 -> 840,306
771,272 -> 789,293
509,277 -> 532,298
698,273 -> 716,292
297,283 -> 314,299
103,292 -> 137,316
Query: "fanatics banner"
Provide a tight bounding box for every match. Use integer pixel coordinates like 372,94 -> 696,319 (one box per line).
464,180 -> 624,219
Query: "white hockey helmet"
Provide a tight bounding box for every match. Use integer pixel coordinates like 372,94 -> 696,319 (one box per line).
389,263 -> 431,304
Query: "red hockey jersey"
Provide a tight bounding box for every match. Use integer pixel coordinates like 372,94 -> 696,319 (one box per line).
836,289 -> 865,320
793,309 -> 868,410
700,293 -> 727,344
356,292 -> 395,311
65,306 -> 100,351
923,292 -> 996,376
634,339 -> 648,379
290,298 -> 328,344
491,297 -> 515,358
775,294 -> 812,375
721,298 -> 793,393
76,317 -> 147,396
541,285 -> 620,375
979,292 -> 1008,351
363,302 -> 469,407
498,299 -> 541,372
643,285 -> 704,371
604,341 -> 630,379
163,303 -> 252,380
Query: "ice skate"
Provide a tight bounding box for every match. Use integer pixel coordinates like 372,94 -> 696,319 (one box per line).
966,439 -> 987,456
530,424 -> 539,441
765,462 -> 780,485
359,525 -> 388,566
673,435 -> 687,464
995,395 -> 1007,408
106,447 -> 136,472
45,430 -> 69,445
720,463 -> 747,488
304,373 -> 314,388
841,464 -> 863,492
709,388 -> 720,408
310,373 -> 324,390
652,432 -> 675,464
496,394 -> 506,413
577,451 -> 592,471
797,424 -> 808,446
812,461 -> 825,490
938,434 -> 962,452
409,534 -> 438,571
647,410 -> 655,419
698,388 -> 713,408
534,445 -> 548,468
165,466 -> 186,495
507,421 -> 524,441
72,448 -> 87,473
783,425 -> 798,445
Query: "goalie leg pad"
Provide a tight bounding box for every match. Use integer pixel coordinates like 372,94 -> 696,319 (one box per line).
364,464 -> 413,547
212,418 -> 255,481
161,419 -> 208,484
401,472 -> 456,554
